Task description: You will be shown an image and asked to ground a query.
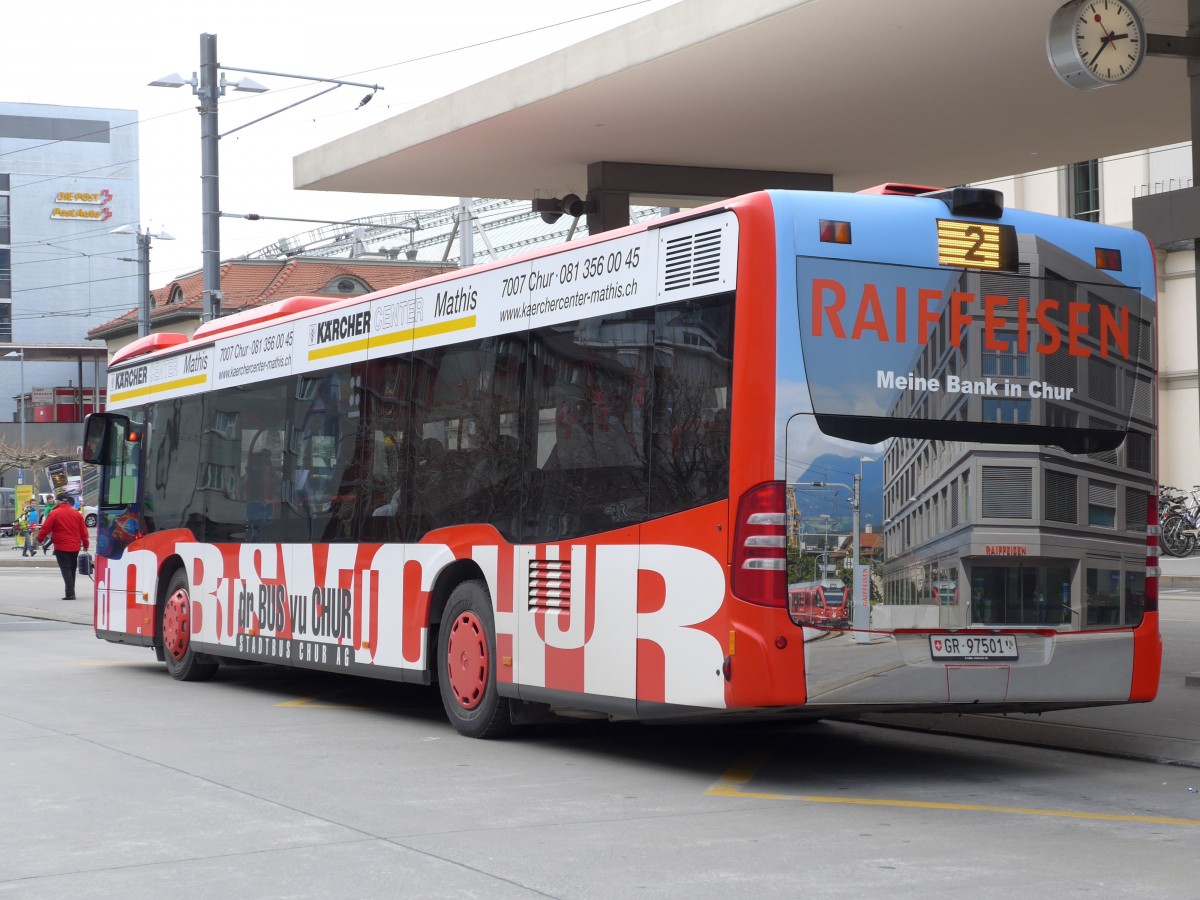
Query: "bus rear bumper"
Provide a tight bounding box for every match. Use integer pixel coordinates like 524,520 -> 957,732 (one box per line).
800,628 -> 1139,707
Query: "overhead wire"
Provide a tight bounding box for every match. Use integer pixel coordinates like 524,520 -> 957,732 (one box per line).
2,1 -> 668,300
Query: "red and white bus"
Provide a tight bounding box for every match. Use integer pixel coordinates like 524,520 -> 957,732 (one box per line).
83,185 -> 1161,737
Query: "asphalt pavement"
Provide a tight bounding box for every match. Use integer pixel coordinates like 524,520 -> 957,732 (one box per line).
1,532 -> 1196,767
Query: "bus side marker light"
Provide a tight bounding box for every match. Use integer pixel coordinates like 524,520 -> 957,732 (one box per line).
1095,248 -> 1122,271
819,219 -> 852,244
722,656 -> 732,681
502,656 -> 513,667
775,636 -> 788,650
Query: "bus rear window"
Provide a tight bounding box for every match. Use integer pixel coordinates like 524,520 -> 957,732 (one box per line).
794,255 -> 1154,453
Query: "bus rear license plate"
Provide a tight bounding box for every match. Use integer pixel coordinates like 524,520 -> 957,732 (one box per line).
929,634 -> 1018,661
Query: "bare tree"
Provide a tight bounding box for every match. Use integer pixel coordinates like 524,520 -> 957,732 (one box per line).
0,437 -> 77,488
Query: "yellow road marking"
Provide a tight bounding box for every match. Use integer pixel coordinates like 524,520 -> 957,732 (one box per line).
707,743 -> 1200,827
276,694 -> 371,711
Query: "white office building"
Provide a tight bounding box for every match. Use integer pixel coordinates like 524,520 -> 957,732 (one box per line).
0,101 -> 136,441
978,143 -> 1193,491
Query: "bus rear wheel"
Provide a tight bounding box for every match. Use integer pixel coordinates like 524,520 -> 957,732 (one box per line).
159,570 -> 218,682
437,579 -> 513,739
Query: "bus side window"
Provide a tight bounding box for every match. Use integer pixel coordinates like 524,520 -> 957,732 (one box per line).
529,314 -> 651,543
97,415 -> 143,510
244,447 -> 275,541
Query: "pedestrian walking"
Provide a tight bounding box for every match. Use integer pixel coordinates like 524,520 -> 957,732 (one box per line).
13,512 -> 28,555
40,497 -> 54,554
37,493 -> 89,600
19,502 -> 39,557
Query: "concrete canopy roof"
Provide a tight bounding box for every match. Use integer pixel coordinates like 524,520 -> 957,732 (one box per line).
294,0 -> 1192,205
0,344 -> 107,364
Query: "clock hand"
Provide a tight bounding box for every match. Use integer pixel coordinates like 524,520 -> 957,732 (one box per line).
1094,14 -> 1125,47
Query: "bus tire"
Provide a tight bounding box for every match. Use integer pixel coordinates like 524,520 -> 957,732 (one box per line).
437,579 -> 514,739
159,569 -> 218,682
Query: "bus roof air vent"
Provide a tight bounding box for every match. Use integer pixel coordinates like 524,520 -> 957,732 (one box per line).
109,332 -> 188,366
920,186 -> 1005,219
857,183 -> 943,196
191,296 -> 342,343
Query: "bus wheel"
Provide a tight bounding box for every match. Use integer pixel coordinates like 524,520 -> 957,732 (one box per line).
160,570 -> 218,682
437,579 -> 513,739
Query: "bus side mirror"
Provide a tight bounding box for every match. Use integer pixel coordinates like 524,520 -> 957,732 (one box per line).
81,414 -> 109,464
81,412 -> 131,464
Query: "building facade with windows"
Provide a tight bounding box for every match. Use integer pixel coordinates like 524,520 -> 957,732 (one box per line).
983,142 -> 1193,491
0,101 -> 139,434
879,144 -> 1180,631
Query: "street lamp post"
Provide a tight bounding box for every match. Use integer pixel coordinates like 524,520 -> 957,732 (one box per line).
151,33 -> 383,323
796,477 -> 868,640
4,349 -> 24,480
112,225 -> 175,337
818,513 -> 831,578
10,348 -> 22,450
853,457 -> 874,644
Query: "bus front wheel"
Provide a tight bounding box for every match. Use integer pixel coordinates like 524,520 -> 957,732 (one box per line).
159,569 -> 218,682
437,579 -> 513,739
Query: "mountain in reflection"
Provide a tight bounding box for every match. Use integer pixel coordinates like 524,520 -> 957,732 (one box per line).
791,452 -> 883,531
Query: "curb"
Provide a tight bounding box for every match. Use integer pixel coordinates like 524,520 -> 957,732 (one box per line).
860,712 -> 1200,769
0,604 -> 90,626
1159,576 -> 1200,589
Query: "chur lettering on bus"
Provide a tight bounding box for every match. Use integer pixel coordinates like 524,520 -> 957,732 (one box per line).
100,540 -> 726,707
811,278 -> 1130,360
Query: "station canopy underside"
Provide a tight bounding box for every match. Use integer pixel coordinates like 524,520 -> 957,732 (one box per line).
294,0 -> 1192,209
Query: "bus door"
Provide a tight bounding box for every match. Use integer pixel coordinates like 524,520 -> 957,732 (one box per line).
82,411 -> 148,634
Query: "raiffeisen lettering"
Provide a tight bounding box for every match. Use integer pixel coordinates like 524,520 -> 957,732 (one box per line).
811,278 -> 1131,360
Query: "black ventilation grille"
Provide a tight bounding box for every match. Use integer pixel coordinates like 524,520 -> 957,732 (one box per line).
663,228 -> 723,292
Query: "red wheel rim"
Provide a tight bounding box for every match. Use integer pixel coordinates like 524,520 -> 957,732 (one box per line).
163,589 -> 191,661
446,611 -> 488,711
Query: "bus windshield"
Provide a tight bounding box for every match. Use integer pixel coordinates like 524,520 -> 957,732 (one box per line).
823,589 -> 845,607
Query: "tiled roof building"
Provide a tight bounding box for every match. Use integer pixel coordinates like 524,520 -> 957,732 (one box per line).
88,257 -> 455,355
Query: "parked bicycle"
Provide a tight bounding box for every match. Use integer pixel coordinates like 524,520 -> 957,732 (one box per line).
1160,485 -> 1200,557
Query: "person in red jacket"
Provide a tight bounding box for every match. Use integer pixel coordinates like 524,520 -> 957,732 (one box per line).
37,493 -> 90,600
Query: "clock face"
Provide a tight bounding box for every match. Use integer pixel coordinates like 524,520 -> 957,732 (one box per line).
1073,0 -> 1145,83
1047,0 -> 1147,90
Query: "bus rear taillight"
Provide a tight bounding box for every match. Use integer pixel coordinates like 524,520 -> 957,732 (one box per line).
819,219 -> 852,244
1146,489 -> 1159,613
732,481 -> 788,607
